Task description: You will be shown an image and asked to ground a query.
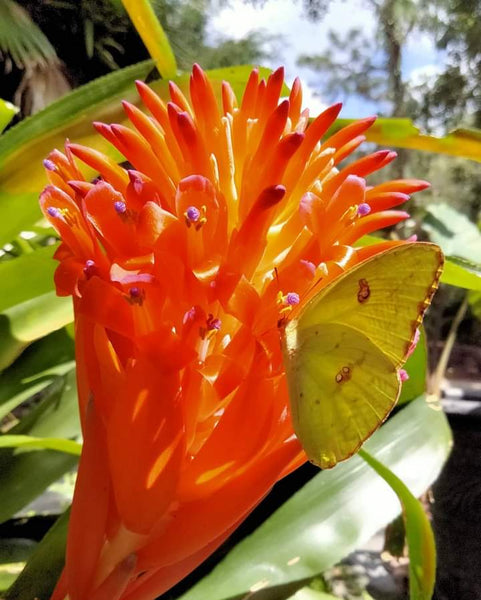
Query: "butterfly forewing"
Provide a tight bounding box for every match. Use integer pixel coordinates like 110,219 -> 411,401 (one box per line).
296,243 -> 443,367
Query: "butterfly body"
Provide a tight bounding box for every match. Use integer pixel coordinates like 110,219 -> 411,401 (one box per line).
282,243 -> 443,469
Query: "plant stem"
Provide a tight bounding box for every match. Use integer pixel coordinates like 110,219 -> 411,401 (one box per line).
430,294 -> 469,398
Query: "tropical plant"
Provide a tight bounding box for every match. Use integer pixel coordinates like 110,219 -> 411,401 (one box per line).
0,1 -> 480,599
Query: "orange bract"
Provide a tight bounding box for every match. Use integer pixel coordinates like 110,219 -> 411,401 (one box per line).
40,65 -> 428,600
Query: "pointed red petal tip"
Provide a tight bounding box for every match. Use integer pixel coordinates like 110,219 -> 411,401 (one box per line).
93,121 -> 110,134
410,180 -> 430,191
258,184 -> 286,209
192,63 -> 206,81
271,66 -> 285,81
68,181 -> 92,197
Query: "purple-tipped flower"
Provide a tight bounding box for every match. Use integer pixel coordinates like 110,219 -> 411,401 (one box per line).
357,203 -> 371,216
114,200 -> 127,214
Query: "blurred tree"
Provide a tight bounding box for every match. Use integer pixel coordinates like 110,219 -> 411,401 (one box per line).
416,0 -> 481,129
2,0 -> 271,115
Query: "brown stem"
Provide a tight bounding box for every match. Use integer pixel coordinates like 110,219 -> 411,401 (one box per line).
430,294 -> 469,399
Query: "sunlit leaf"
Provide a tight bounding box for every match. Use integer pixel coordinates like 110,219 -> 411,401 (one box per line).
359,449 -> 436,600
121,0 -> 177,78
0,99 -> 18,133
441,257 -> 481,290
0,435 -> 81,455
179,397 -> 451,600
333,118 -> 481,162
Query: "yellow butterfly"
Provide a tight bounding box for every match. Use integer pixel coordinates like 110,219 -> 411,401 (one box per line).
282,242 -> 443,469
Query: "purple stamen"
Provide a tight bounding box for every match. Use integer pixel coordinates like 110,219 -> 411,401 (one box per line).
47,207 -> 61,218
206,314 -> 221,331
43,159 -> 56,171
286,292 -> 300,306
83,259 -> 97,279
129,286 -> 141,298
186,206 -> 201,222
114,200 -> 127,214
357,203 -> 371,216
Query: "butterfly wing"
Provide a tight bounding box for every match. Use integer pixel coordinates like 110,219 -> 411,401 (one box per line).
283,243 -> 443,469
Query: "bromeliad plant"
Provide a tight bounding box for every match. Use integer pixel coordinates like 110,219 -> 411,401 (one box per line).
40,64 -> 433,600
2,1 -> 481,600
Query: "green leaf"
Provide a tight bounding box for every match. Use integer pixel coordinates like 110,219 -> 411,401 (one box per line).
0,99 -> 18,133
441,257 -> 481,290
398,328 -> 427,405
0,369 -> 79,524
0,328 -> 74,421
0,435 -> 81,455
180,397 -> 451,600
0,242 -> 74,370
421,203 -> 481,264
4,509 -> 69,600
0,292 -> 73,371
122,0 -> 177,78
359,448 -> 436,600
332,118 -> 481,162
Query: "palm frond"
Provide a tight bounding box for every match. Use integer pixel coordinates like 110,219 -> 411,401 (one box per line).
0,0 -> 58,71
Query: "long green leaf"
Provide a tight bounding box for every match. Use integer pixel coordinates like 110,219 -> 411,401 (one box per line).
0,328 -> 74,421
180,397 -> 451,600
0,435 -> 81,456
121,0 -> 177,77
4,510 -> 69,600
0,369 -> 79,524
441,257 -> 481,290
359,448 -> 436,600
334,118 -> 481,162
0,99 -> 18,133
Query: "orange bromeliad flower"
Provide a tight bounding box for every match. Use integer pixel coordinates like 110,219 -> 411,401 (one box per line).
40,65 -> 428,600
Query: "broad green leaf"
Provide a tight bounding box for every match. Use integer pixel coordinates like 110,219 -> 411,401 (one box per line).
180,397 -> 451,600
359,449 -> 436,600
4,509 -> 69,600
0,435 -> 81,456
333,118 -> 481,162
441,257 -> 481,290
0,328 -> 74,421
122,0 -> 177,78
398,328 -> 427,405
0,245 -> 73,369
0,292 -> 73,371
0,245 -> 59,312
0,99 -> 18,132
0,369 -> 79,524
422,203 -> 481,264
0,59 -> 154,210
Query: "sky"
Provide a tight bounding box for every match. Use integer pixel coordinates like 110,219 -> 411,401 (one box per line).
209,0 -> 446,117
